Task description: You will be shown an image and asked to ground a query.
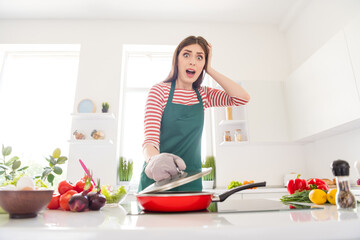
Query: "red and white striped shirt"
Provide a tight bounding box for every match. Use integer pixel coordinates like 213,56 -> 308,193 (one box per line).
143,82 -> 248,149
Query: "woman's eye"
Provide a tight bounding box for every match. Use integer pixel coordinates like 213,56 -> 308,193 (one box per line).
197,55 -> 203,60
183,53 -> 189,58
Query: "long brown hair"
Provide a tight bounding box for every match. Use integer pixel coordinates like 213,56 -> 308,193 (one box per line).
164,36 -> 209,89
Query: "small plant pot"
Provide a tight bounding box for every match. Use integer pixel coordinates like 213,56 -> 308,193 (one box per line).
118,181 -> 130,186
202,180 -> 214,189
102,109 -> 109,113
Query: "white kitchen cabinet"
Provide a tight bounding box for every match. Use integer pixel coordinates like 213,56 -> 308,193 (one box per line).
344,15 -> 360,99
241,192 -> 284,200
285,30 -> 360,141
243,80 -> 289,143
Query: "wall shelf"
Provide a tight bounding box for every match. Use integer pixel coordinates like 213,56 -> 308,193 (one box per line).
71,113 -> 115,120
68,139 -> 113,145
220,141 -> 249,146
219,120 -> 247,126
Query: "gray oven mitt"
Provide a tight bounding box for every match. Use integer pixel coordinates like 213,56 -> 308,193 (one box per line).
145,153 -> 186,181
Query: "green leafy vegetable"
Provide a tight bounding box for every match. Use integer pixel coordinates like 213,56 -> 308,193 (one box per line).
227,180 -> 242,189
101,185 -> 127,204
35,178 -> 48,188
280,190 -> 312,203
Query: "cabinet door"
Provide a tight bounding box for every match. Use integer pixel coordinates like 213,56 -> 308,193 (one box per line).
244,80 -> 289,142
285,31 -> 360,141
344,16 -> 360,97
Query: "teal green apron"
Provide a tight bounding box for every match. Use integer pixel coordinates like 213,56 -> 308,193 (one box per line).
138,81 -> 204,192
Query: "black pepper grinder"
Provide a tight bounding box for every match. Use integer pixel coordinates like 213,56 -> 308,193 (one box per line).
331,160 -> 357,210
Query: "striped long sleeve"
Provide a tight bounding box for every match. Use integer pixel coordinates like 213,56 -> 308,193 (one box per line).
143,82 -> 248,149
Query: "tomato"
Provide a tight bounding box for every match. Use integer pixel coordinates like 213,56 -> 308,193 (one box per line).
59,190 -> 77,211
47,194 -> 60,209
75,179 -> 94,193
58,180 -> 75,195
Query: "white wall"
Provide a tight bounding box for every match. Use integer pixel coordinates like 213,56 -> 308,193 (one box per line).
286,0 -> 360,71
285,1 -> 360,184
303,129 -> 360,184
0,20 -> 295,187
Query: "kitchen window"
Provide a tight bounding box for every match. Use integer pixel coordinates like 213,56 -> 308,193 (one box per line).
119,45 -> 213,185
0,45 -> 80,182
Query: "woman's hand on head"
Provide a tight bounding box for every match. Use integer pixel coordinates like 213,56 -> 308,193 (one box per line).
206,43 -> 213,72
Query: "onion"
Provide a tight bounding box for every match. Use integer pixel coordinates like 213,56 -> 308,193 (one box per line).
68,191 -> 89,212
88,179 -> 106,210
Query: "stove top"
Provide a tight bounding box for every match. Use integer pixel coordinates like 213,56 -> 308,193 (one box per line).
121,198 -> 322,215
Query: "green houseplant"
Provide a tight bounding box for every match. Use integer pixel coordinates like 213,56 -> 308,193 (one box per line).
118,157 -> 133,183
0,144 -> 29,182
40,148 -> 68,186
201,156 -> 215,189
102,102 -> 110,113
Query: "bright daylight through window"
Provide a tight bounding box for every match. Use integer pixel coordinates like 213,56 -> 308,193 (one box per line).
119,45 -> 212,185
0,45 -> 79,185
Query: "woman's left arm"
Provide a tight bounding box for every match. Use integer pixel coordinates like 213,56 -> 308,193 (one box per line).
206,44 -> 250,102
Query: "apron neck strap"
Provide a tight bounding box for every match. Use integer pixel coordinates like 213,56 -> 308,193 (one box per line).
168,81 -> 203,104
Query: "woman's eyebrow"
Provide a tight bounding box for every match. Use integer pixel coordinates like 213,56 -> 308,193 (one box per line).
184,49 -> 204,55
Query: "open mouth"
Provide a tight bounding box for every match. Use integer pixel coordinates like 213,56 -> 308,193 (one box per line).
186,69 -> 196,78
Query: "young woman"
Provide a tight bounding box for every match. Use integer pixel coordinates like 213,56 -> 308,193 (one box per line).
138,36 -> 250,192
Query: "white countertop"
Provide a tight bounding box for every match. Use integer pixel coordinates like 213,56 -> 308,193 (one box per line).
1,192 -> 360,240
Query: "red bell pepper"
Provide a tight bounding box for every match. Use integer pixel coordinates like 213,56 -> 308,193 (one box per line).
316,184 -> 329,191
287,174 -> 309,194
307,178 -> 329,191
308,178 -> 326,186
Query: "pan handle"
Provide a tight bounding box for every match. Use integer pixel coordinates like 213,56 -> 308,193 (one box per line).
213,181 -> 266,202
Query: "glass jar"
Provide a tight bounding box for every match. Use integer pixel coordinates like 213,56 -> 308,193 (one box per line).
234,129 -> 242,142
224,131 -> 231,142
225,107 -> 233,120
335,176 -> 357,210
331,160 -> 357,210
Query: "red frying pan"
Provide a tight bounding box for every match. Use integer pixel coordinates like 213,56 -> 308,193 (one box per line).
136,169 -> 266,212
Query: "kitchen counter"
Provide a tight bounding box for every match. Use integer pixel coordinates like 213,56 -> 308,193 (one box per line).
1,193 -> 360,240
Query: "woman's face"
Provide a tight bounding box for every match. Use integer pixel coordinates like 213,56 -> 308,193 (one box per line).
176,44 -> 206,87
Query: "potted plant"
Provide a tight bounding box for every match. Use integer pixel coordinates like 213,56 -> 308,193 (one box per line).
0,144 -> 29,182
202,156 -> 215,189
118,156 -> 133,185
40,148 -> 68,186
102,102 -> 110,113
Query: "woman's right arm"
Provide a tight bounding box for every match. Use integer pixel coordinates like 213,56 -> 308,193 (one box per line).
142,84 -> 166,162
143,145 -> 160,164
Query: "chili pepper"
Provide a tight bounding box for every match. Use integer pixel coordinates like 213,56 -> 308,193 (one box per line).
287,174 -> 309,194
307,178 -> 329,191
